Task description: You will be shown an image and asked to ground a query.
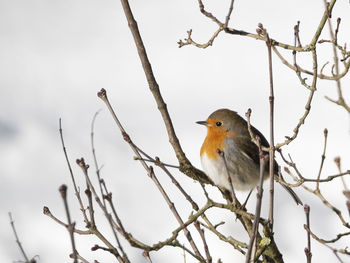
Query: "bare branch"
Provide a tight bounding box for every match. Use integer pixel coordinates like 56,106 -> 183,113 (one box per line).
59,185 -> 78,263
245,137 -> 268,263
304,205 -> 312,263
217,149 -> 238,206
178,28 -> 223,49
59,119 -> 89,225
9,212 -> 32,263
118,0 -> 209,184
194,221 -> 212,263
224,0 -> 235,28
316,129 -> 328,190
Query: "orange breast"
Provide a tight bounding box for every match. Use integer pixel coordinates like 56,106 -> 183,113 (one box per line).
200,129 -> 235,159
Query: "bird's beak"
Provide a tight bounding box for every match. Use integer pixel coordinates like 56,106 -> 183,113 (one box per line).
196,120 -> 208,126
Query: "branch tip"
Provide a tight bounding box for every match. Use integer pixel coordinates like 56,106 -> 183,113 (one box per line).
43,206 -> 51,215
97,88 -> 107,99
59,184 -> 68,199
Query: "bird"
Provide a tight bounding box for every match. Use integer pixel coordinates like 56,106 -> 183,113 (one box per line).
197,108 -> 302,205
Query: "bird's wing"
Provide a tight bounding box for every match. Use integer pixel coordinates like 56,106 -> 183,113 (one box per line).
230,136 -> 261,166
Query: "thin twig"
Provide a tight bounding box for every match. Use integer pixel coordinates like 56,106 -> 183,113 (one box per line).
85,188 -> 95,228
334,157 -> 348,191
59,185 -> 78,263
245,136 -> 268,263
272,45 -> 350,81
194,221 -> 212,263
323,0 -> 350,113
224,0 -> 235,29
90,110 -> 106,207
316,129 -> 328,191
75,159 -> 128,262
143,251 -> 153,263
300,181 -> 350,229
90,111 -> 129,262
133,156 -> 179,169
310,0 -> 337,47
280,151 -> 350,186
304,225 -> 350,258
304,205 -> 312,263
97,89 -> 205,261
264,28 -> 275,230
43,207 -> 90,235
132,147 -> 198,211
294,21 -> 302,47
75,253 -> 89,263
59,119 -> 89,226
276,48 -> 318,149
178,28 -> 224,49
217,149 -> 237,206
8,212 -> 31,263
245,109 -> 269,152
200,214 -> 247,254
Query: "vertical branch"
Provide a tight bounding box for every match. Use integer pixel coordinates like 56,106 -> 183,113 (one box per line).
194,221 -> 212,263
90,110 -> 106,207
224,0 -> 235,28
265,32 -> 275,230
217,149 -> 238,206
59,119 -> 89,226
304,205 -> 312,263
59,185 -> 78,263
316,129 -> 328,191
324,0 -> 340,81
90,112 -> 129,261
8,213 -> 30,263
334,157 -> 348,191
323,1 -> 350,113
245,136 -> 268,263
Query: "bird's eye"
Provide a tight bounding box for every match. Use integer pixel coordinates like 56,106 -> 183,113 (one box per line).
215,122 -> 222,127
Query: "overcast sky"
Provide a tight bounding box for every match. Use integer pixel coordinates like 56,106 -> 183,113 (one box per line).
1,1 -> 350,262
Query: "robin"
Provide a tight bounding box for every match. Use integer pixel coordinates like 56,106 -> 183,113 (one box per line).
197,108 -> 302,205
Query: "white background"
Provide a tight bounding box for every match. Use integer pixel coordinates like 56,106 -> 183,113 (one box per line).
1,0 -> 349,262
